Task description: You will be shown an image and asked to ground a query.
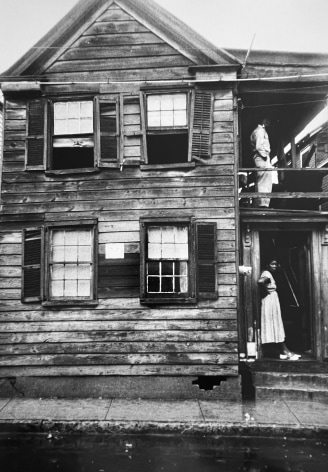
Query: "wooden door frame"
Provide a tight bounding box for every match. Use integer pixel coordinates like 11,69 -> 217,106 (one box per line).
240,220 -> 324,361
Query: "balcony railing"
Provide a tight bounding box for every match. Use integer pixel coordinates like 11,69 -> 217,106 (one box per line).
239,168 -> 328,210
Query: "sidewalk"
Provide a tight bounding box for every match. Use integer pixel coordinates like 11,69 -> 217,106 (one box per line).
1,397 -> 328,437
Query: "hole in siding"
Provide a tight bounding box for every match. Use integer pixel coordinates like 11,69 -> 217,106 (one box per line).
192,376 -> 228,391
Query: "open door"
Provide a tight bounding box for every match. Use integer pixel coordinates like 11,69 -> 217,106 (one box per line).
241,224 -> 320,361
259,231 -> 313,356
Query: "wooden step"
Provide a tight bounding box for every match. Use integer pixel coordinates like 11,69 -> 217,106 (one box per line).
256,385 -> 328,402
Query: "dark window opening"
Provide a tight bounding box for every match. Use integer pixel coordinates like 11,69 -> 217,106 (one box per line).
52,146 -> 94,170
146,132 -> 188,165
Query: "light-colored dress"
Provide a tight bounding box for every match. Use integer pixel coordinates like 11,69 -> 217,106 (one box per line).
259,270 -> 285,344
250,125 -> 273,207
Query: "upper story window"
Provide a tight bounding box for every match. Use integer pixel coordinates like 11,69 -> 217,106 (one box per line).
52,100 -> 94,170
25,89 -> 213,172
145,92 -> 189,165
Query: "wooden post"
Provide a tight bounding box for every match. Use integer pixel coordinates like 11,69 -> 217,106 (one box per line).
291,137 -> 300,168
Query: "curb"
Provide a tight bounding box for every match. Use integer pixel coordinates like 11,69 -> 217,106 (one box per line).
1,420 -> 328,438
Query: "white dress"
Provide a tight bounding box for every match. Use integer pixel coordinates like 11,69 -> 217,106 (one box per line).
260,270 -> 285,344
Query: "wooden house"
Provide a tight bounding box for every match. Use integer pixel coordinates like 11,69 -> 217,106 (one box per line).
1,0 -> 328,401
0,0 -> 241,399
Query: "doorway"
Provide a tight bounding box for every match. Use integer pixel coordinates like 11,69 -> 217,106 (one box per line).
259,231 -> 313,357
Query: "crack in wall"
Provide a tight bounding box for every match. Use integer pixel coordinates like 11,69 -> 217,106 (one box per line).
7,377 -> 25,397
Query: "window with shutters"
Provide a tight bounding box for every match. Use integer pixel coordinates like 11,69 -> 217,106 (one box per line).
46,225 -> 97,302
22,222 -> 98,305
142,89 -> 213,166
140,219 -> 217,303
26,97 -> 119,171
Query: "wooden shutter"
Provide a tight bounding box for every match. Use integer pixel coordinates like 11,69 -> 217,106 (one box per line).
26,100 -> 46,169
22,228 -> 42,302
190,90 -> 214,161
195,222 -> 217,299
97,98 -> 119,166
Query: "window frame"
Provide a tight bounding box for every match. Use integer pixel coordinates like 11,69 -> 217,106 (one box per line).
140,217 -> 196,304
47,96 -> 97,172
141,88 -> 194,166
43,220 -> 98,306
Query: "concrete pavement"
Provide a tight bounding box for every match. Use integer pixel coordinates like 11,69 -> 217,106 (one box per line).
0,397 -> 328,437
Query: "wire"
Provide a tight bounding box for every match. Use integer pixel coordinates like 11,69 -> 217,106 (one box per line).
241,99 -> 327,109
1,71 -> 328,84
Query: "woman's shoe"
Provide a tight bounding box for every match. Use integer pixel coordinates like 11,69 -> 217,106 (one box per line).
286,353 -> 300,361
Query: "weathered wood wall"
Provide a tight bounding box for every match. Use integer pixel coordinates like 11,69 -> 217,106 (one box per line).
0,3 -> 239,380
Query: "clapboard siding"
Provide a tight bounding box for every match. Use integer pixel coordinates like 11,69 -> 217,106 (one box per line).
45,4 -> 194,78
0,3 -> 239,380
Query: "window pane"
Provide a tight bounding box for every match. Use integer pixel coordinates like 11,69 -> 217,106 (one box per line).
148,227 -> 161,243
78,230 -> 91,245
174,243 -> 188,260
54,120 -> 67,135
162,243 -> 175,259
147,111 -> 161,127
51,264 -> 64,280
147,95 -> 161,111
162,277 -> 173,293
65,245 -> 77,262
175,227 -> 188,244
177,261 -> 188,276
65,264 -> 78,280
174,94 -> 187,109
80,117 -> 93,134
178,276 -> 188,293
52,231 -> 65,246
54,103 -> 67,119
78,279 -> 91,297
148,276 -> 160,292
65,280 -> 78,297
148,243 -> 161,259
51,280 -> 64,297
174,110 -> 187,127
161,95 -> 174,111
162,261 -> 173,275
65,231 -> 78,246
80,101 -> 93,118
67,119 -> 80,135
162,227 -> 174,243
78,245 -> 92,262
161,111 -> 174,127
77,264 -> 91,279
52,245 -> 64,263
68,102 -> 80,118
147,261 -> 160,275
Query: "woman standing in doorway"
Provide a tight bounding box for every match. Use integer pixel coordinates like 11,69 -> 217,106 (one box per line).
258,259 -> 300,360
